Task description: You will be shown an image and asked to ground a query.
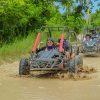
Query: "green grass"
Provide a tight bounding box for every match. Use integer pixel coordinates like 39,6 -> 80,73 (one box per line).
0,31 -> 60,64
0,32 -> 61,64
0,31 -> 78,65
0,33 -> 35,64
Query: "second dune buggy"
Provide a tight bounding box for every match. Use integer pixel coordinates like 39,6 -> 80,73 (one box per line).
79,32 -> 100,56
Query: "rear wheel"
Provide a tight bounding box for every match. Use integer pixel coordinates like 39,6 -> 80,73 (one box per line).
19,58 -> 30,75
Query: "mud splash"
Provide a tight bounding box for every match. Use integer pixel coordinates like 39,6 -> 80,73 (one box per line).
16,65 -> 96,81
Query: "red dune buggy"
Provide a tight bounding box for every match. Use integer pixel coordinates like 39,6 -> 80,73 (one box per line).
19,26 -> 83,75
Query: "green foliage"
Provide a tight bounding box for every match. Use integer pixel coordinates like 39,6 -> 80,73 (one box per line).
0,0 -> 91,45
0,0 -> 99,63
0,0 -> 56,44
91,10 -> 100,27
0,33 -> 35,63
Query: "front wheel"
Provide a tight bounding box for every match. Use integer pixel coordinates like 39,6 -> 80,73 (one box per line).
67,55 -> 83,73
66,58 -> 76,73
19,58 -> 30,75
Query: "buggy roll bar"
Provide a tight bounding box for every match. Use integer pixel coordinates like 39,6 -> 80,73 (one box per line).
32,32 -> 64,53
59,33 -> 64,52
32,26 -> 68,52
39,26 -> 68,33
67,31 -> 78,42
32,26 -> 77,53
32,32 -> 40,52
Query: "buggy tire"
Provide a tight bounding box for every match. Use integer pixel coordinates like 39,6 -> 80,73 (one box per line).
76,55 -> 83,67
19,58 -> 30,75
68,55 -> 83,73
68,58 -> 76,73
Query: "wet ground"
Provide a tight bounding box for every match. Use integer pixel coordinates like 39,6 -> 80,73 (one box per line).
0,56 -> 100,100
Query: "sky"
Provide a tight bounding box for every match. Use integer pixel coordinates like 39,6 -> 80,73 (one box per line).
56,0 -> 100,14
92,0 -> 100,13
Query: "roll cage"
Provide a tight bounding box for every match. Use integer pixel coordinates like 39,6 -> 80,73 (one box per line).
32,26 -> 78,53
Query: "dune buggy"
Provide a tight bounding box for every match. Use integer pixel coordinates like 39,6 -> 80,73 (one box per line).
79,32 -> 100,56
19,26 -> 83,75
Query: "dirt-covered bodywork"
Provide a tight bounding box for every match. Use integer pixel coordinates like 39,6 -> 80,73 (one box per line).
19,26 -> 83,75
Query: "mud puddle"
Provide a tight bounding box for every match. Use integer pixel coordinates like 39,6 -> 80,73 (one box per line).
0,57 -> 100,100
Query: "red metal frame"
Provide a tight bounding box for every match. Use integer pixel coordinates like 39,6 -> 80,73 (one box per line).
59,33 -> 64,52
32,32 -> 40,52
32,31 -> 65,53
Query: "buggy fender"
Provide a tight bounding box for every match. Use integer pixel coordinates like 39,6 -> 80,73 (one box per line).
32,32 -> 40,52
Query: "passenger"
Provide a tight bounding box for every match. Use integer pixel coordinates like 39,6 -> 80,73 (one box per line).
57,39 -> 75,60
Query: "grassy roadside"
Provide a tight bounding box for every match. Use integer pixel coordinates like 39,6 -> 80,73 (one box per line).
0,31 -> 79,65
0,31 -> 62,65
0,34 -> 35,65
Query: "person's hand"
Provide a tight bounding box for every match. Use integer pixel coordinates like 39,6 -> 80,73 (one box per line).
37,41 -> 43,49
39,41 -> 43,46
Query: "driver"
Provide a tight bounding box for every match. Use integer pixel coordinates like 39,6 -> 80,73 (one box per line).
45,38 -> 56,51
36,38 -> 56,53
82,34 -> 92,43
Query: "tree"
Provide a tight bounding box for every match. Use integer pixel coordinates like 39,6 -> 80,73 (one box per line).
91,10 -> 100,27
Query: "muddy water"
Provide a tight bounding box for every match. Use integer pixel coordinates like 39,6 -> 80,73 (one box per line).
0,57 -> 100,100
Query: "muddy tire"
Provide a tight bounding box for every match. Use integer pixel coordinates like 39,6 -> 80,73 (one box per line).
19,58 -> 30,75
79,45 -> 84,53
68,58 -> 76,73
67,55 -> 83,73
77,55 -> 83,67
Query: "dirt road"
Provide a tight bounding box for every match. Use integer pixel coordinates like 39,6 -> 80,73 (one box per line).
0,57 -> 100,100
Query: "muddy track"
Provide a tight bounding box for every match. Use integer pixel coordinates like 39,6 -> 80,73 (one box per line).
0,56 -> 100,100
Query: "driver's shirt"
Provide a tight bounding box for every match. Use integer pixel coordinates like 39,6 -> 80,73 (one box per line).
46,45 -> 56,51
